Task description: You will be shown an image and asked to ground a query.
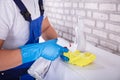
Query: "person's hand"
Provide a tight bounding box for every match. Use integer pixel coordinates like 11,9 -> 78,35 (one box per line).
20,39 -> 68,63
60,47 -> 69,62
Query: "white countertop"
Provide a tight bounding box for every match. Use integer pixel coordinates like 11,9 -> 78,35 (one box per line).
44,38 -> 120,80
31,37 -> 120,80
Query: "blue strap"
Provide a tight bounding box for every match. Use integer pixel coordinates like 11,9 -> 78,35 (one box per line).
39,0 -> 44,16
14,0 -> 44,21
14,0 -> 32,22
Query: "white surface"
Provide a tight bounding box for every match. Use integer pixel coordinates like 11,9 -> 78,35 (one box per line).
32,37 -> 120,80
45,38 -> 120,80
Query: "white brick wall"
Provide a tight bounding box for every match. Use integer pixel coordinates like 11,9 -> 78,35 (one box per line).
64,9 -> 70,15
99,3 -> 116,11
100,40 -> 117,51
45,0 -> 120,55
96,21 -> 104,28
87,11 -> 92,17
64,2 -> 72,8
76,10 -> 86,16
105,23 -> 120,33
86,35 -> 99,43
70,9 -> 75,15
72,16 -> 77,22
85,3 -> 98,9
109,34 -> 120,43
73,2 -> 78,8
79,3 -> 84,8
110,14 -> 120,22
118,4 -> 120,11
65,21 -> 73,27
93,29 -> 107,38
84,19 -> 95,26
93,12 -> 108,20
56,20 -> 64,26
84,27 -> 92,33
63,33 -> 72,41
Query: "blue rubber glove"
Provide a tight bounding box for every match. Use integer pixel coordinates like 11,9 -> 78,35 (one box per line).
60,47 -> 69,62
60,55 -> 69,62
20,39 -> 68,63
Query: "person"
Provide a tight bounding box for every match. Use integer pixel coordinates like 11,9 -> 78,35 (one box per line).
0,0 -> 68,80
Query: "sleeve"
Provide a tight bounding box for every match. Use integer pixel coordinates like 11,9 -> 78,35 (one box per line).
0,0 -> 15,40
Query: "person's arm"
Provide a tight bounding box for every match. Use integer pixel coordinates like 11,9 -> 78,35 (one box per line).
0,39 -> 68,71
0,39 -> 22,71
41,16 -> 58,40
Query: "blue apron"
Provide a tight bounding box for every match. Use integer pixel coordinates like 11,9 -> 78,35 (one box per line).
0,0 -> 44,80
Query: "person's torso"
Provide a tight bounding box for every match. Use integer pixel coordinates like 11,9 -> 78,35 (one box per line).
2,0 -> 42,49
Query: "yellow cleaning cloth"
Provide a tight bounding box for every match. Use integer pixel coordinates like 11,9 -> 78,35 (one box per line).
63,50 -> 96,67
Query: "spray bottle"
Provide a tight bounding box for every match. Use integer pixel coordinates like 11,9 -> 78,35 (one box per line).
74,17 -> 86,52
28,58 -> 51,80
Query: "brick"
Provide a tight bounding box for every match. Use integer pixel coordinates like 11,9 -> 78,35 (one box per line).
109,34 -> 120,43
87,41 -> 97,46
105,23 -> 120,33
97,45 -> 114,53
68,27 -> 74,35
79,3 -> 84,8
64,2 -> 72,8
72,2 -> 78,8
56,9 -> 64,14
67,16 -> 72,21
96,21 -> 104,28
63,33 -> 72,40
84,27 -> 92,33
53,8 -> 58,13
72,36 -> 76,42
99,3 -> 116,11
84,19 -> 95,26
56,20 -> 64,26
118,4 -> 120,11
65,21 -> 73,27
110,14 -> 120,22
59,3 -> 64,8
50,18 -> 57,24
93,12 -> 108,20
53,2 -> 60,7
46,13 -> 52,18
85,3 -> 98,9
55,14 -> 62,19
47,2 -> 53,7
76,10 -> 86,17
86,35 -> 98,43
70,9 -> 75,15
87,11 -> 92,17
72,16 -> 77,22
62,15 -> 66,20
64,9 -> 70,14
100,40 -> 117,51
57,31 -> 63,37
119,46 -> 120,53
60,26 -> 68,32
54,24 -> 60,29
93,29 -> 107,38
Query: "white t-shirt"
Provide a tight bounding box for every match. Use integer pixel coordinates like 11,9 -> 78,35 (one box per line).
0,0 -> 45,49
